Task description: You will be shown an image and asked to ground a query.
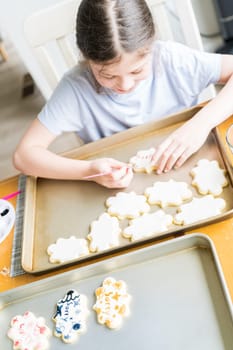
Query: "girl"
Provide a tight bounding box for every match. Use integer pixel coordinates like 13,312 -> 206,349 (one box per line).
14,0 -> 233,188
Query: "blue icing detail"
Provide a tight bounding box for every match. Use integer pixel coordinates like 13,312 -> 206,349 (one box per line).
53,289 -> 86,342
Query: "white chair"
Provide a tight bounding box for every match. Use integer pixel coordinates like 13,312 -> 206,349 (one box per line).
24,0 -> 215,102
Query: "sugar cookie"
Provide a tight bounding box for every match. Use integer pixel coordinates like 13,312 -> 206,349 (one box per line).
47,236 -> 89,263
7,311 -> 51,350
93,277 -> 131,329
123,210 -> 173,241
174,195 -> 226,225
106,191 -> 150,219
53,289 -> 89,343
87,213 -> 121,252
129,147 -> 156,173
190,159 -> 228,196
144,179 -> 193,207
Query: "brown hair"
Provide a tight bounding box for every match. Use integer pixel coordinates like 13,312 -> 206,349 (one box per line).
76,0 -> 155,63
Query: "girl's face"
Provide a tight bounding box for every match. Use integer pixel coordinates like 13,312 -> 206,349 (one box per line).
89,50 -> 152,94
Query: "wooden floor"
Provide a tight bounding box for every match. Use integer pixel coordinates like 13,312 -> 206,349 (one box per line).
0,37 -> 81,181
0,38 -> 45,180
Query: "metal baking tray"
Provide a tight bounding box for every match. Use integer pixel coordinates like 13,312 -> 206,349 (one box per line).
22,105 -> 233,273
1,234 -> 233,349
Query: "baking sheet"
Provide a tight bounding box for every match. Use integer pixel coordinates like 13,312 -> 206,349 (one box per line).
22,105 -> 233,273
1,234 -> 233,349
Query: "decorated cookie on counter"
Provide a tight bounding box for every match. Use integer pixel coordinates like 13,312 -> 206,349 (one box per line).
190,159 -> 228,196
174,195 -> 226,225
7,311 -> 51,350
53,289 -> 89,343
129,147 -> 156,173
87,213 -> 121,252
144,179 -> 193,208
123,210 -> 173,241
93,277 -> 131,329
47,236 -> 89,263
106,191 -> 150,219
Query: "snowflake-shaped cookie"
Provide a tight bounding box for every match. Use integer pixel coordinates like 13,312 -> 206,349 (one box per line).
93,277 -> 131,329
174,195 -> 226,225
47,236 -> 89,263
123,210 -> 173,241
190,159 -> 228,196
7,311 -> 51,350
129,147 -> 156,173
53,290 -> 89,343
144,179 -> 193,207
106,191 -> 150,219
87,213 -> 121,252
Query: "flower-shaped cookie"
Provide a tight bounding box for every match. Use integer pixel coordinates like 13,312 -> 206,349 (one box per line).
123,210 -> 173,241
47,236 -> 89,263
190,159 -> 228,196
144,179 -> 193,207
93,277 -> 131,329
129,147 -> 156,173
7,311 -> 51,350
87,213 -> 121,252
106,191 -> 150,219
174,195 -> 226,225
53,290 -> 89,343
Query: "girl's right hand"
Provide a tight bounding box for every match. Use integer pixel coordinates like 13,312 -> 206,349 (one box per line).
87,158 -> 133,188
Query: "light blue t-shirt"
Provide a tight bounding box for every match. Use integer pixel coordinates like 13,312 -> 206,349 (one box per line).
38,41 -> 221,143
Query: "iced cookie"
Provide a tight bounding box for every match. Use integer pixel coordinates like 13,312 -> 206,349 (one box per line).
53,289 -> 89,343
47,236 -> 89,263
129,147 -> 156,173
174,195 -> 226,225
123,210 -> 173,241
106,191 -> 150,219
7,311 -> 51,350
87,213 -> 121,252
190,159 -> 228,196
0,199 -> 15,244
144,179 -> 193,207
93,277 -> 131,329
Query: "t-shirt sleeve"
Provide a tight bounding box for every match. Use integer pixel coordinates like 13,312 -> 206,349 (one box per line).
158,41 -> 222,98
38,76 -> 84,135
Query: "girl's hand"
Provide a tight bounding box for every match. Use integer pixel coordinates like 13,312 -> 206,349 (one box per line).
87,158 -> 133,188
152,118 -> 210,174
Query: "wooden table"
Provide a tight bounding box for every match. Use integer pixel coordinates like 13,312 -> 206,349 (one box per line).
1,119 -> 233,299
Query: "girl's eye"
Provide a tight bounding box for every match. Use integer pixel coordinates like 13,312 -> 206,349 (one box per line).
131,69 -> 143,75
101,75 -> 115,80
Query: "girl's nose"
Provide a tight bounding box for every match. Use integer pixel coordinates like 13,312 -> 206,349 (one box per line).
117,76 -> 134,91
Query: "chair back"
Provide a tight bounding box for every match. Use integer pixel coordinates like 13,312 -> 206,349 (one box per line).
24,0 -> 215,101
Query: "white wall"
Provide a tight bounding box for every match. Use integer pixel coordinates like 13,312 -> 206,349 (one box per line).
0,0 -> 64,100
0,0 -> 224,100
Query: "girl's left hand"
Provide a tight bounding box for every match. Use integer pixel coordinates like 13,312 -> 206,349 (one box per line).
152,118 -> 210,174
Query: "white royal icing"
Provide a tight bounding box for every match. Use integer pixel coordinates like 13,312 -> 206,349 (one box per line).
174,195 -> 226,225
106,191 -> 150,219
190,159 -> 228,196
7,311 -> 51,350
47,236 -> 89,263
123,210 -> 173,241
129,147 -> 156,173
0,199 -> 15,244
87,213 -> 121,252
93,277 -> 131,329
53,289 -> 89,343
144,179 -> 193,207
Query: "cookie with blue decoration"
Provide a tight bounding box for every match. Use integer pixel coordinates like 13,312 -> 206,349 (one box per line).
53,290 -> 89,343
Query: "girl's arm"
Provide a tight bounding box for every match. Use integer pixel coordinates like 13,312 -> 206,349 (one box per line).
153,54 -> 233,174
13,118 -> 133,188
